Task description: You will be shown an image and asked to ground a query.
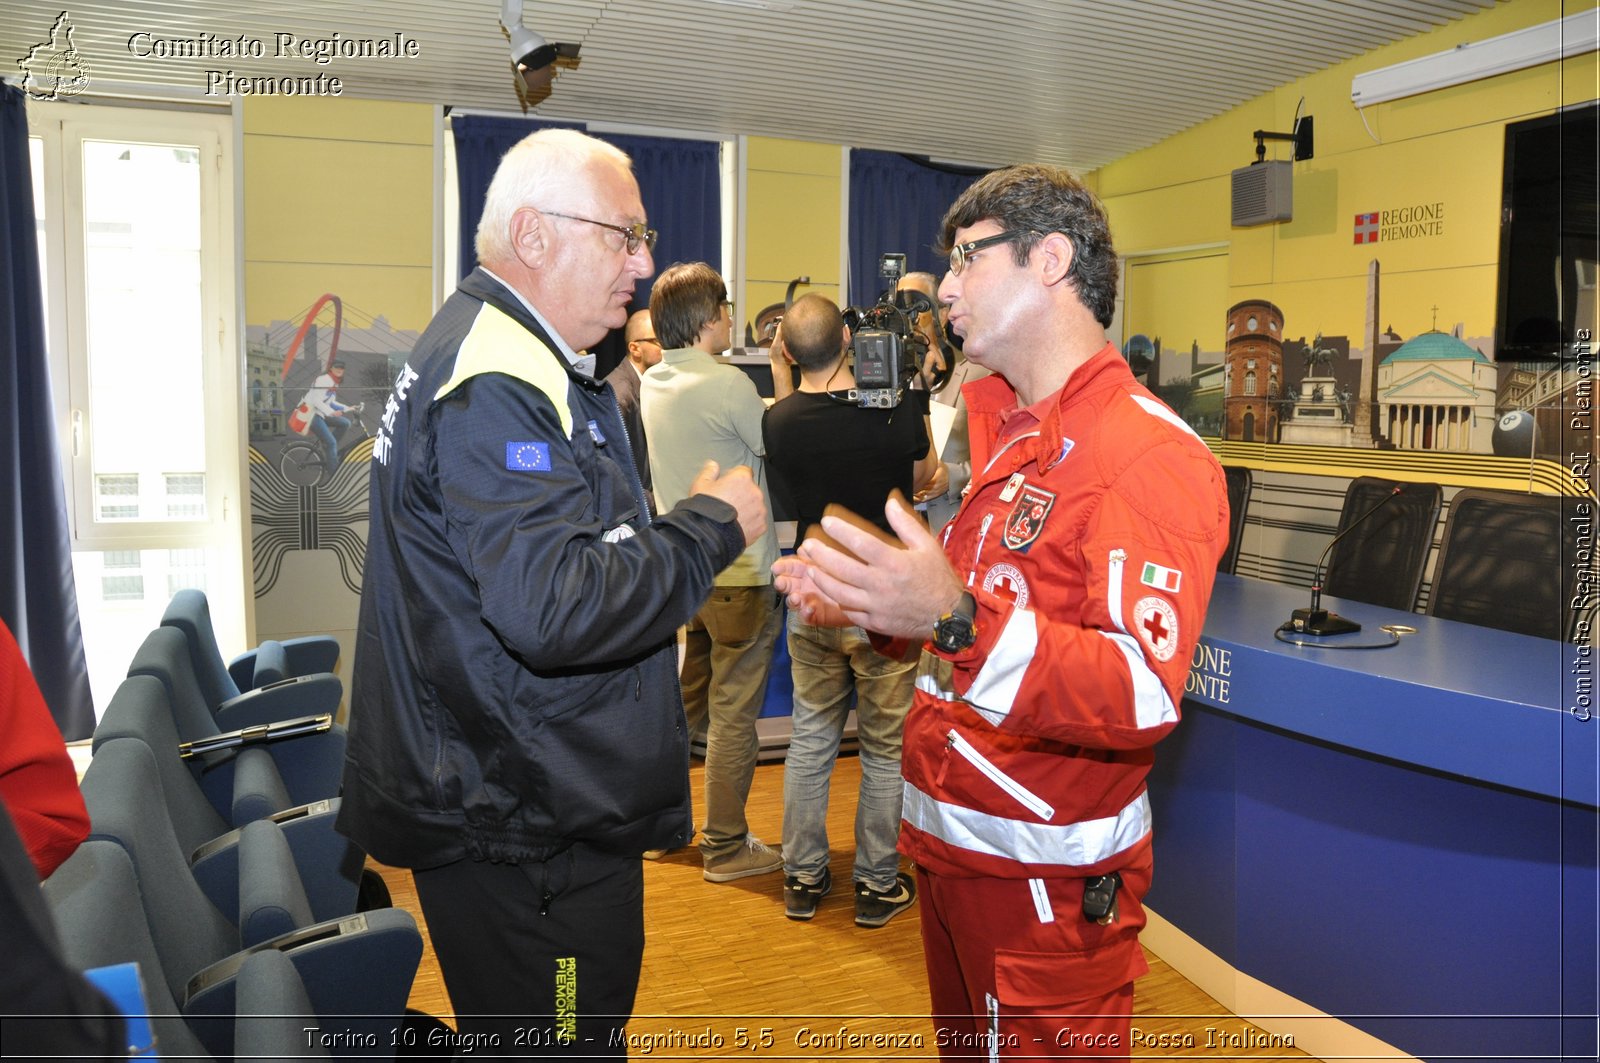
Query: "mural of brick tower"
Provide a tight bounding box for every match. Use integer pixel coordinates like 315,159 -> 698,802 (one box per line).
1224,299 -> 1285,442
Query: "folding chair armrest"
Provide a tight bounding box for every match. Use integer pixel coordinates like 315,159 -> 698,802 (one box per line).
214,675 -> 342,732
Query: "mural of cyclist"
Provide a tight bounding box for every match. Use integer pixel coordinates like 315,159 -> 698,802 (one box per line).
293,359 -> 363,470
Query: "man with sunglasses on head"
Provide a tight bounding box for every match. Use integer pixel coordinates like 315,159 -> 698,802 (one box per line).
774,165 -> 1229,1058
339,129 -> 766,1057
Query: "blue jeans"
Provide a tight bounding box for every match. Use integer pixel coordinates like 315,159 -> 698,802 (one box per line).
781,617 -> 916,892
310,414 -> 349,469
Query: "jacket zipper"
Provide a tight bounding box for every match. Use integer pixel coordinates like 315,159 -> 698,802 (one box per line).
1107,548 -> 1127,630
946,729 -> 1055,820
969,513 -> 995,583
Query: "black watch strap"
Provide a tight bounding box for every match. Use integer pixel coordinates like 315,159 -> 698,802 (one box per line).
933,591 -> 978,653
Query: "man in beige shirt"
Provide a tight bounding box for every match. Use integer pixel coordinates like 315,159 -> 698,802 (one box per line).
642,261 -> 783,884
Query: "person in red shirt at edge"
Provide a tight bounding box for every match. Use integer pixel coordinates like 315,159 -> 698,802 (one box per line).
774,164 -> 1229,1060
0,618 -> 90,880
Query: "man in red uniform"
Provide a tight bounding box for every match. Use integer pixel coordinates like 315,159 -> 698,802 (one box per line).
774,164 -> 1228,1058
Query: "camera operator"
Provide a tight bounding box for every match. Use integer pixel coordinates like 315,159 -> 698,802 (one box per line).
898,271 -> 987,534
761,293 -> 938,927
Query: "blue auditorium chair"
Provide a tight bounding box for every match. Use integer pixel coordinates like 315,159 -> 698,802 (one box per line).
93,674 -> 365,920
75,737 -> 421,1058
44,838 -> 334,1060
128,625 -> 345,811
163,587 -> 341,700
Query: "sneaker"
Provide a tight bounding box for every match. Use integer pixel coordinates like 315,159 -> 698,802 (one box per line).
641,848 -> 670,860
784,867 -> 833,921
702,836 -> 783,883
854,871 -> 916,928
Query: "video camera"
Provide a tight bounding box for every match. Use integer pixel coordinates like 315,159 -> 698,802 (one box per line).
842,253 -> 940,409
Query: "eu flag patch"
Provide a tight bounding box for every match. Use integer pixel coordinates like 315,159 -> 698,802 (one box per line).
506,442 -> 551,471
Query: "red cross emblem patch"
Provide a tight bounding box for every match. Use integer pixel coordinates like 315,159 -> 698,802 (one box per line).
1133,595 -> 1179,662
982,562 -> 1031,608
1003,483 -> 1056,552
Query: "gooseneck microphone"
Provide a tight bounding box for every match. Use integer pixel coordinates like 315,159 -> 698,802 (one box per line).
1287,484 -> 1404,636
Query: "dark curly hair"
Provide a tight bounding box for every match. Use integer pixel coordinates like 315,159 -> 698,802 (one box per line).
937,164 -> 1118,329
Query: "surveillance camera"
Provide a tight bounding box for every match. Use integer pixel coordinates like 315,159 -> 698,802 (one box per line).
507,24 -> 559,74
500,0 -> 579,106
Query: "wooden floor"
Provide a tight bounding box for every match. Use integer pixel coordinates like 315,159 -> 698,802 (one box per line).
375,756 -> 1310,1060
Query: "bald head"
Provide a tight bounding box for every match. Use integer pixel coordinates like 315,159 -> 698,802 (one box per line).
624,308 -> 661,369
898,271 -> 939,301
781,294 -> 847,372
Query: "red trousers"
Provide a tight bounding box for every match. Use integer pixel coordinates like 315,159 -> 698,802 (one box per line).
917,852 -> 1152,1060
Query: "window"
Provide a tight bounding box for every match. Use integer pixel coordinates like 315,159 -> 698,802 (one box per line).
30,101 -> 245,715
95,473 -> 139,520
100,574 -> 144,602
164,472 -> 206,519
1245,371 -> 1258,396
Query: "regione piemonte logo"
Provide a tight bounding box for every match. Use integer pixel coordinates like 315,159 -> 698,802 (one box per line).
1353,212 -> 1380,245
18,11 -> 92,101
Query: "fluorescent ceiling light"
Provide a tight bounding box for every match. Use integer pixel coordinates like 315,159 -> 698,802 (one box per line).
1351,10 -> 1599,107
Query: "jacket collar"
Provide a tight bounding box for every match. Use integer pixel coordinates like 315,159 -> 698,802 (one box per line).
965,342 -> 1131,476
459,268 -> 607,393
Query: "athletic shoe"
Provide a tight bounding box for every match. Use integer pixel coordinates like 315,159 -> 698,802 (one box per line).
784,867 -> 833,921
702,835 -> 783,883
854,871 -> 916,928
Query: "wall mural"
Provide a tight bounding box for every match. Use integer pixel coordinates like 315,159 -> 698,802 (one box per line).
1125,257 -> 1591,484
245,294 -> 418,599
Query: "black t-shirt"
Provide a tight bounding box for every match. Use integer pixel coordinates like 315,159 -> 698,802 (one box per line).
762,389 -> 929,546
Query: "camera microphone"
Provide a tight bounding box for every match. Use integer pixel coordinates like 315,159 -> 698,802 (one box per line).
1286,484 -> 1403,636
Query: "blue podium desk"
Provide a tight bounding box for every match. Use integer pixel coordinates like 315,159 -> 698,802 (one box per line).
1147,575 -> 1597,1062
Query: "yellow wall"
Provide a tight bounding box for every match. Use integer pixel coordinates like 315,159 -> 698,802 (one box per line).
243,97 -> 434,331
743,136 -> 842,327
1094,0 -> 1599,347
241,95 -> 435,676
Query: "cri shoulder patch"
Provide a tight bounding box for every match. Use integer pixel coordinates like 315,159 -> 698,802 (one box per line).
1133,595 -> 1179,662
1002,483 -> 1056,552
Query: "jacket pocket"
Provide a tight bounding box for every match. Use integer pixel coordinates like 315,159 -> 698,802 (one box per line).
947,729 -> 1055,821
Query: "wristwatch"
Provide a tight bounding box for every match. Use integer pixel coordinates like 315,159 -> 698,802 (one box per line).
932,591 -> 978,653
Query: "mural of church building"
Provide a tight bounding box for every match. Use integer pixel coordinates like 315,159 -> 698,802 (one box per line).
1375,329 -> 1497,452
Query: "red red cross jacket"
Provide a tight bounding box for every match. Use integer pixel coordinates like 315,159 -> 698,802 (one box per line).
898,343 -> 1229,880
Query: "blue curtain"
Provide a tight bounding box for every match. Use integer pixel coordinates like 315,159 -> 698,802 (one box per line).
451,115 -> 722,300
847,150 -> 989,308
0,83 -> 95,738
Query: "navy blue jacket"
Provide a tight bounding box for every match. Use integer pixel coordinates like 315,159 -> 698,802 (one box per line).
338,270 -> 744,867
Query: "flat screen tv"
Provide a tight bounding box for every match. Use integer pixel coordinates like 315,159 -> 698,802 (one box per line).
1495,101 -> 1598,362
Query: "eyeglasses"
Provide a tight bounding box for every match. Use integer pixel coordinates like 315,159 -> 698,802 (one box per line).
948,230 -> 1034,275
634,336 -> 660,346
541,210 -> 658,254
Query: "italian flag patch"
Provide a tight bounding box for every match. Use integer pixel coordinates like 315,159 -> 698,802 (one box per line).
1140,561 -> 1182,593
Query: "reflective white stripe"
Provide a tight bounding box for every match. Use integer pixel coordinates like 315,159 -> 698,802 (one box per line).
1029,878 -> 1055,924
964,606 -> 1035,723
1103,549 -> 1181,731
947,729 -> 1055,820
986,994 -> 1000,1063
1100,630 -> 1181,730
1132,393 -> 1202,439
903,782 -> 1151,867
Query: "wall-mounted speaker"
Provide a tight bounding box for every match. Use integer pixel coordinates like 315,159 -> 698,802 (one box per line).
1231,161 -> 1293,227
